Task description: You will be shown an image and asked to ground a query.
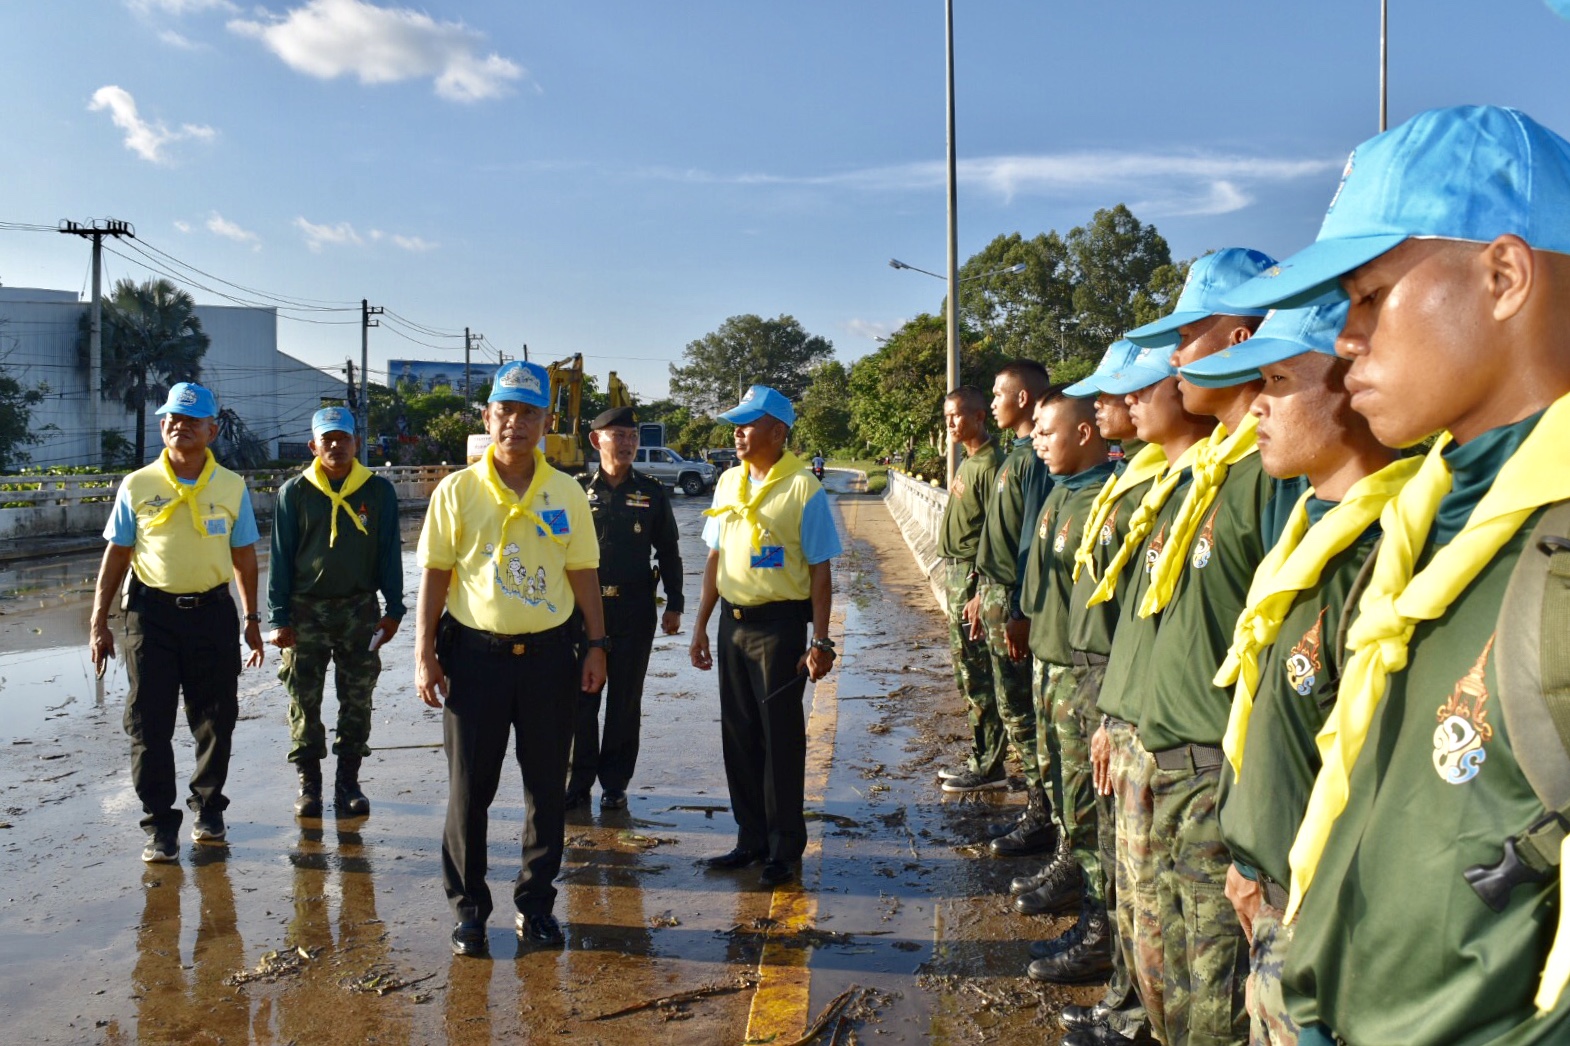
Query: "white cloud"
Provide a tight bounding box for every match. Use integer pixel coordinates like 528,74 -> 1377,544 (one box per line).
637,150 -> 1339,218
294,216 -> 363,252
206,212 -> 261,250
391,234 -> 436,252
158,28 -> 201,48
88,85 -> 215,164
844,318 -> 901,343
173,220 -> 192,233
129,0 -> 237,13
230,0 -> 524,102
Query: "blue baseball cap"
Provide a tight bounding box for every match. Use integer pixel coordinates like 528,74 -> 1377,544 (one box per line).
311,405 -> 357,438
1224,106 -> 1570,311
488,361 -> 551,408
719,385 -> 796,426
1122,248 -> 1278,348
1064,340 -> 1151,397
154,382 -> 218,419
1178,301 -> 1350,389
1072,342 -> 1178,397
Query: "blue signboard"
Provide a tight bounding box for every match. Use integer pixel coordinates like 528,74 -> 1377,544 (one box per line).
387,359 -> 489,395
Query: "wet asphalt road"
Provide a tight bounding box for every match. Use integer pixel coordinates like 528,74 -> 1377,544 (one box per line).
0,475 -> 1092,1043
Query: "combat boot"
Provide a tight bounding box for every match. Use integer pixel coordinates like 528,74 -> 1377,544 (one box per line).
1010,833 -> 1072,895
989,788 -> 1056,857
1014,853 -> 1083,916
335,754 -> 371,817
1028,898 -> 1113,984
293,758 -> 323,818
1029,896 -> 1089,958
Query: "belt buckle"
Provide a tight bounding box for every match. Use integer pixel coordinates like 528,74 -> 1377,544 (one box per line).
510,642 -> 527,656
731,607 -> 742,620
601,585 -> 619,598
175,595 -> 199,609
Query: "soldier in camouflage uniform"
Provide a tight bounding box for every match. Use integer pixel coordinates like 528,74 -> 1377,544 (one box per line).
934,387 -> 1006,784
269,407 -> 405,819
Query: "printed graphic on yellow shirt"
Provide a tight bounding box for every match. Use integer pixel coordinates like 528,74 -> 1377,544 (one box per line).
1053,515 -> 1072,553
1145,523 -> 1167,577
1432,636 -> 1495,786
486,541 -> 559,613
1190,506 -> 1219,569
1285,607 -> 1327,697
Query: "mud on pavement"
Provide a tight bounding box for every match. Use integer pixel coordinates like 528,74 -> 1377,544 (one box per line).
0,479 -> 1097,1043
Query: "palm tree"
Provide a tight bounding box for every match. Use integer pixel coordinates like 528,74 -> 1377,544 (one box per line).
78,278 -> 210,464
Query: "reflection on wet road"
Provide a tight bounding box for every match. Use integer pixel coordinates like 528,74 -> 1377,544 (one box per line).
0,476 -> 1089,1042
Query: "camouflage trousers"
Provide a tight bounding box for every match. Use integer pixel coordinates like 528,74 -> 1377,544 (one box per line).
1037,660 -> 1103,902
1151,761 -> 1249,1046
942,560 -> 1001,775
976,576 -> 1038,791
1246,902 -> 1300,1046
1109,718 -> 1162,1043
279,593 -> 382,762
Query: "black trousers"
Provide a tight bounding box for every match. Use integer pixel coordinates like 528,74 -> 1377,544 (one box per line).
717,602 -> 810,863
123,590 -> 241,834
439,621 -> 579,924
570,595 -> 656,795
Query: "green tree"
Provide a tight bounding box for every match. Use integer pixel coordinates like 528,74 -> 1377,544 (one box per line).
79,277 -> 211,465
669,314 -> 833,415
0,372 -> 46,471
956,231 -> 1074,363
793,359 -> 853,455
1063,204 -> 1176,359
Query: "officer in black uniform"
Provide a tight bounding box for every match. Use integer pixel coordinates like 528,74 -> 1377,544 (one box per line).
568,406 -> 684,811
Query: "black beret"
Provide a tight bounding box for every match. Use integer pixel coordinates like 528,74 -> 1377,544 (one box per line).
590,406 -> 638,431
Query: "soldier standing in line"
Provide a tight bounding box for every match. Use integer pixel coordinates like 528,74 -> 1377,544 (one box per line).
932,386 -> 1006,789
568,406 -> 683,812
268,406 -> 405,819
89,382 -> 266,862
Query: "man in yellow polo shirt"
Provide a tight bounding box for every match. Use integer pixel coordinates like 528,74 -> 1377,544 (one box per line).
415,360 -> 609,959
89,382 -> 266,864
690,385 -> 842,890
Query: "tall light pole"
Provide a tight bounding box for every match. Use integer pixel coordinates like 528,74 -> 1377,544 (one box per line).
944,0 -> 960,483
1379,0 -> 1388,132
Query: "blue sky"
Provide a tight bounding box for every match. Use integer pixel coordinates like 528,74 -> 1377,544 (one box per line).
3,1 -> 1569,404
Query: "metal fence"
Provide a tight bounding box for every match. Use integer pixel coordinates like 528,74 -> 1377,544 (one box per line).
882,468 -> 949,611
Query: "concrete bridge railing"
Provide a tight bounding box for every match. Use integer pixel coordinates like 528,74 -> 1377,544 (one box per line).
882,468 -> 950,611
0,464 -> 457,543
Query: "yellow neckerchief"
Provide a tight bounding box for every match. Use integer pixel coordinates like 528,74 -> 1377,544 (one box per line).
146,449 -> 219,534
1086,440 -> 1204,607
1279,394 -> 1570,1014
481,446 -> 567,569
702,450 -> 806,553
1073,442 -> 1168,584
1139,415 -> 1261,617
301,458 -> 373,547
1217,457 -> 1422,778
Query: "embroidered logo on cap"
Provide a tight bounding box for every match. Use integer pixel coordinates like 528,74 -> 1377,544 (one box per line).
177,387 -> 199,407
499,365 -> 542,394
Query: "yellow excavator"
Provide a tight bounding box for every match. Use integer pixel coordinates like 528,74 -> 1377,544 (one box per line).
466,353 -> 631,467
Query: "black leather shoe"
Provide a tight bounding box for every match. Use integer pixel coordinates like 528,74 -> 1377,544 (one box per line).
1029,919 -> 1085,959
564,789 -> 590,811
759,861 -> 796,888
1029,903 -> 1113,984
984,807 -> 1031,839
704,847 -> 764,870
451,922 -> 488,957
1059,1002 -> 1110,1031
600,790 -> 627,810
989,818 -> 1057,857
1014,862 -> 1083,916
515,912 -> 565,946
294,759 -> 323,818
1064,1023 -> 1154,1046
1011,835 -> 1073,893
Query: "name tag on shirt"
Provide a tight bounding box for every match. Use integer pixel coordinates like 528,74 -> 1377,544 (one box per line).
537,509 -> 570,536
203,515 -> 229,537
751,545 -> 785,569
626,493 -> 651,509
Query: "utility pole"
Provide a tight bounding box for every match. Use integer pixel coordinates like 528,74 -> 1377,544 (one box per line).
345,359 -> 356,408
59,218 -> 135,468
360,299 -> 382,465
944,0 -> 961,484
464,327 -> 472,404
1379,0 -> 1389,132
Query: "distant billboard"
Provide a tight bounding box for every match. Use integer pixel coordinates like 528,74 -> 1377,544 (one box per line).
387,359 -> 490,395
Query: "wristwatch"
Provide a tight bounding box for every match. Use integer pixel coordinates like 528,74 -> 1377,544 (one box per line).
585,637 -> 612,651
810,637 -> 836,653
245,613 -> 261,623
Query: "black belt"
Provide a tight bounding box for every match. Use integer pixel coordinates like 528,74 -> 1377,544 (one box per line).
1071,651 -> 1109,668
721,598 -> 812,624
1151,743 -> 1225,773
136,583 -> 229,610
449,619 -> 573,657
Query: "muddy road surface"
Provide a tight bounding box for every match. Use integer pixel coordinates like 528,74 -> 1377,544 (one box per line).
0,474 -> 1094,1043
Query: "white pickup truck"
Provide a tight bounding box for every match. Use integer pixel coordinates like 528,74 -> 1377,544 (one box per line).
632,446 -> 716,496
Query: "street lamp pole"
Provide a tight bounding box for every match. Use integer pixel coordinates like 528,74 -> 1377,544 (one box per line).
1379,0 -> 1388,132
944,0 -> 960,484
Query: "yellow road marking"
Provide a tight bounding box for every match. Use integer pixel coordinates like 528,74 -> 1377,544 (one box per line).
743,604 -> 844,1044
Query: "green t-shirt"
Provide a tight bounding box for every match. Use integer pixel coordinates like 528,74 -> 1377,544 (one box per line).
1136,454 -> 1278,749
1284,412 -> 1570,1044
1023,460 -> 1117,665
974,436 -> 1050,588
1097,469 -> 1194,723
1070,471 -> 1159,658
1216,500 -> 1378,888
937,439 -> 1005,561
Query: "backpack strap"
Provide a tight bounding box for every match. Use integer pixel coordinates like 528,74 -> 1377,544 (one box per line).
1465,501 -> 1570,910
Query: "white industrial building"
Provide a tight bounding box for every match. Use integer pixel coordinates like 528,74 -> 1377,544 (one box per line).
0,286 -> 343,469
